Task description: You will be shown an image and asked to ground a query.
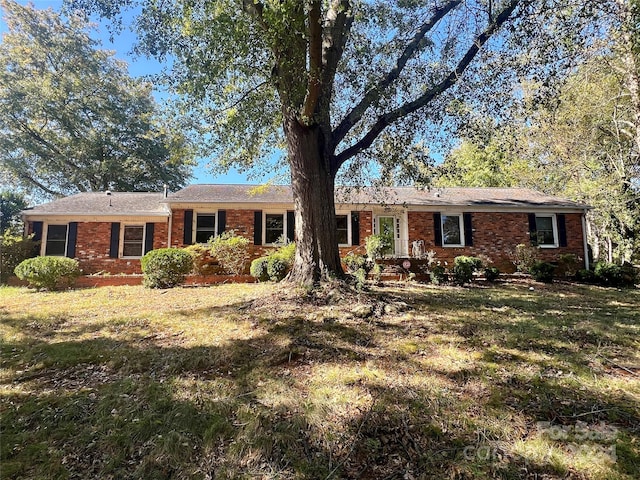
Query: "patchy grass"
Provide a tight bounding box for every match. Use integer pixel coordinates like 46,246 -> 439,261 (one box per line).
0,281 -> 638,479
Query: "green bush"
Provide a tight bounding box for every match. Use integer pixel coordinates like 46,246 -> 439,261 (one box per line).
250,257 -> 270,282
343,253 -> 372,274
208,231 -> 250,275
558,253 -> 580,277
250,243 -> 296,282
267,255 -> 289,281
530,261 -> 556,283
484,266 -> 500,282
510,244 -> 539,273
365,234 -> 390,259
184,244 -> 218,275
594,262 -> 637,287
14,256 -> 81,290
430,265 -> 447,284
575,268 -> 597,284
453,256 -> 483,285
353,268 -> 368,290
141,248 -> 193,288
1,232 -> 38,284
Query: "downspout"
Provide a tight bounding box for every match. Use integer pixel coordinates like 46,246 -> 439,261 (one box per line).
164,185 -> 172,248
581,210 -> 590,270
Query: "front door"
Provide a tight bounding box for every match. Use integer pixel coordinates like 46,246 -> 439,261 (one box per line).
377,216 -> 396,256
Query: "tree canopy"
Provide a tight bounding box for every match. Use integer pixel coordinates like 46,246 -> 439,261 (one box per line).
0,0 -> 195,198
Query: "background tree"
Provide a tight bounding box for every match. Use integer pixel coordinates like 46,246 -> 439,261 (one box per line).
0,0 -> 194,198
0,190 -> 27,235
70,0 -> 610,284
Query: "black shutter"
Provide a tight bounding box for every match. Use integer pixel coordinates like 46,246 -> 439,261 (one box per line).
183,209 -> 193,245
557,214 -> 567,247
351,212 -> 360,246
286,210 -> 295,242
528,213 -> 538,246
463,213 -> 473,247
66,222 -> 78,258
32,221 -> 43,242
217,210 -> 226,236
144,223 -> 155,254
109,222 -> 120,258
433,213 -> 442,247
254,211 -> 262,245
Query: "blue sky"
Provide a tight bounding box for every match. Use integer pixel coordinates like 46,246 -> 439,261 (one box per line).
0,0 -> 254,186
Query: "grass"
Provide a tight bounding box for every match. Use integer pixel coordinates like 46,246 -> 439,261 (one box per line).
0,280 -> 638,479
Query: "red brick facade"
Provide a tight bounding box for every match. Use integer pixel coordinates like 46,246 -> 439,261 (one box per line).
25,208 -> 586,275
408,211 -> 585,272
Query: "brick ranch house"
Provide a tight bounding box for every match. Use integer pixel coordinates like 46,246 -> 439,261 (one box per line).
21,184 -> 591,275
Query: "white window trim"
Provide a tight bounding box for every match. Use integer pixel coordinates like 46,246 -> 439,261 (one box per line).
119,224 -> 146,259
335,211 -> 352,247
263,211 -> 288,246
193,211 -> 218,244
41,223 -> 69,257
535,213 -> 559,248
441,213 -> 465,248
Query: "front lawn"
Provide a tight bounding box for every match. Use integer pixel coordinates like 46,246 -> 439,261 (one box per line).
1,281 -> 638,479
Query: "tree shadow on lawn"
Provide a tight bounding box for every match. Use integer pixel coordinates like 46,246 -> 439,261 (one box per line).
1,286 -> 639,479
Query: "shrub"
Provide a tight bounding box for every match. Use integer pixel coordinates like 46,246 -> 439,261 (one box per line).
557,253 -> 580,277
575,268 -> 597,284
510,244 -> 539,273
430,264 -> 447,284
530,261 -> 556,283
251,242 -> 297,282
343,253 -> 366,273
1,232 -> 38,284
353,268 -> 368,290
250,257 -> 270,282
141,248 -> 193,288
365,234 -> 390,259
594,262 -> 637,287
208,231 -> 250,275
14,256 -> 81,290
453,256 -> 483,285
267,255 -> 289,281
371,263 -> 383,282
484,266 -> 500,282
184,244 -> 217,275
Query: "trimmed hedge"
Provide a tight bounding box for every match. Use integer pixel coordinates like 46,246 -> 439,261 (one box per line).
530,261 -> 556,283
141,248 -> 193,288
453,256 -> 482,285
14,256 -> 81,290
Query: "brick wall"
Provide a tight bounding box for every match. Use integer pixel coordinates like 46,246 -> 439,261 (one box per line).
408,211 -> 585,272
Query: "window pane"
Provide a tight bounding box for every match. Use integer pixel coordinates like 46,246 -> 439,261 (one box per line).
336,215 -> 348,244
123,226 -> 144,257
196,214 -> 216,243
536,216 -> 555,245
442,215 -> 462,245
45,225 -> 67,256
265,214 -> 284,244
124,226 -> 144,241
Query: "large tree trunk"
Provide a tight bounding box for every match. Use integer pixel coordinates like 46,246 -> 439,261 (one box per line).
283,113 -> 344,285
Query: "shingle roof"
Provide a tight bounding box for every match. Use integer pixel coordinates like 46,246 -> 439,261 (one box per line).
23,192 -> 169,216
167,184 -> 588,210
23,185 -> 588,216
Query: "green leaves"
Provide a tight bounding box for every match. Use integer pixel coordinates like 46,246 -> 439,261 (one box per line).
0,0 -> 194,197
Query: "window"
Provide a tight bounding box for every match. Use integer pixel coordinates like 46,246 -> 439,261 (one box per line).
265,213 -> 284,244
195,213 -> 216,243
122,225 -> 144,257
441,214 -> 464,247
535,215 -> 557,247
336,214 -> 349,245
45,224 -> 68,256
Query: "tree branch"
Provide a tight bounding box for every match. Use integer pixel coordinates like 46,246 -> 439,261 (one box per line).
333,0 -> 521,168
332,0 -> 462,148
300,0 -> 323,123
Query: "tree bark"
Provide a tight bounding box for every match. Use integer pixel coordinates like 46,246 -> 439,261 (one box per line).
283,112 -> 344,285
